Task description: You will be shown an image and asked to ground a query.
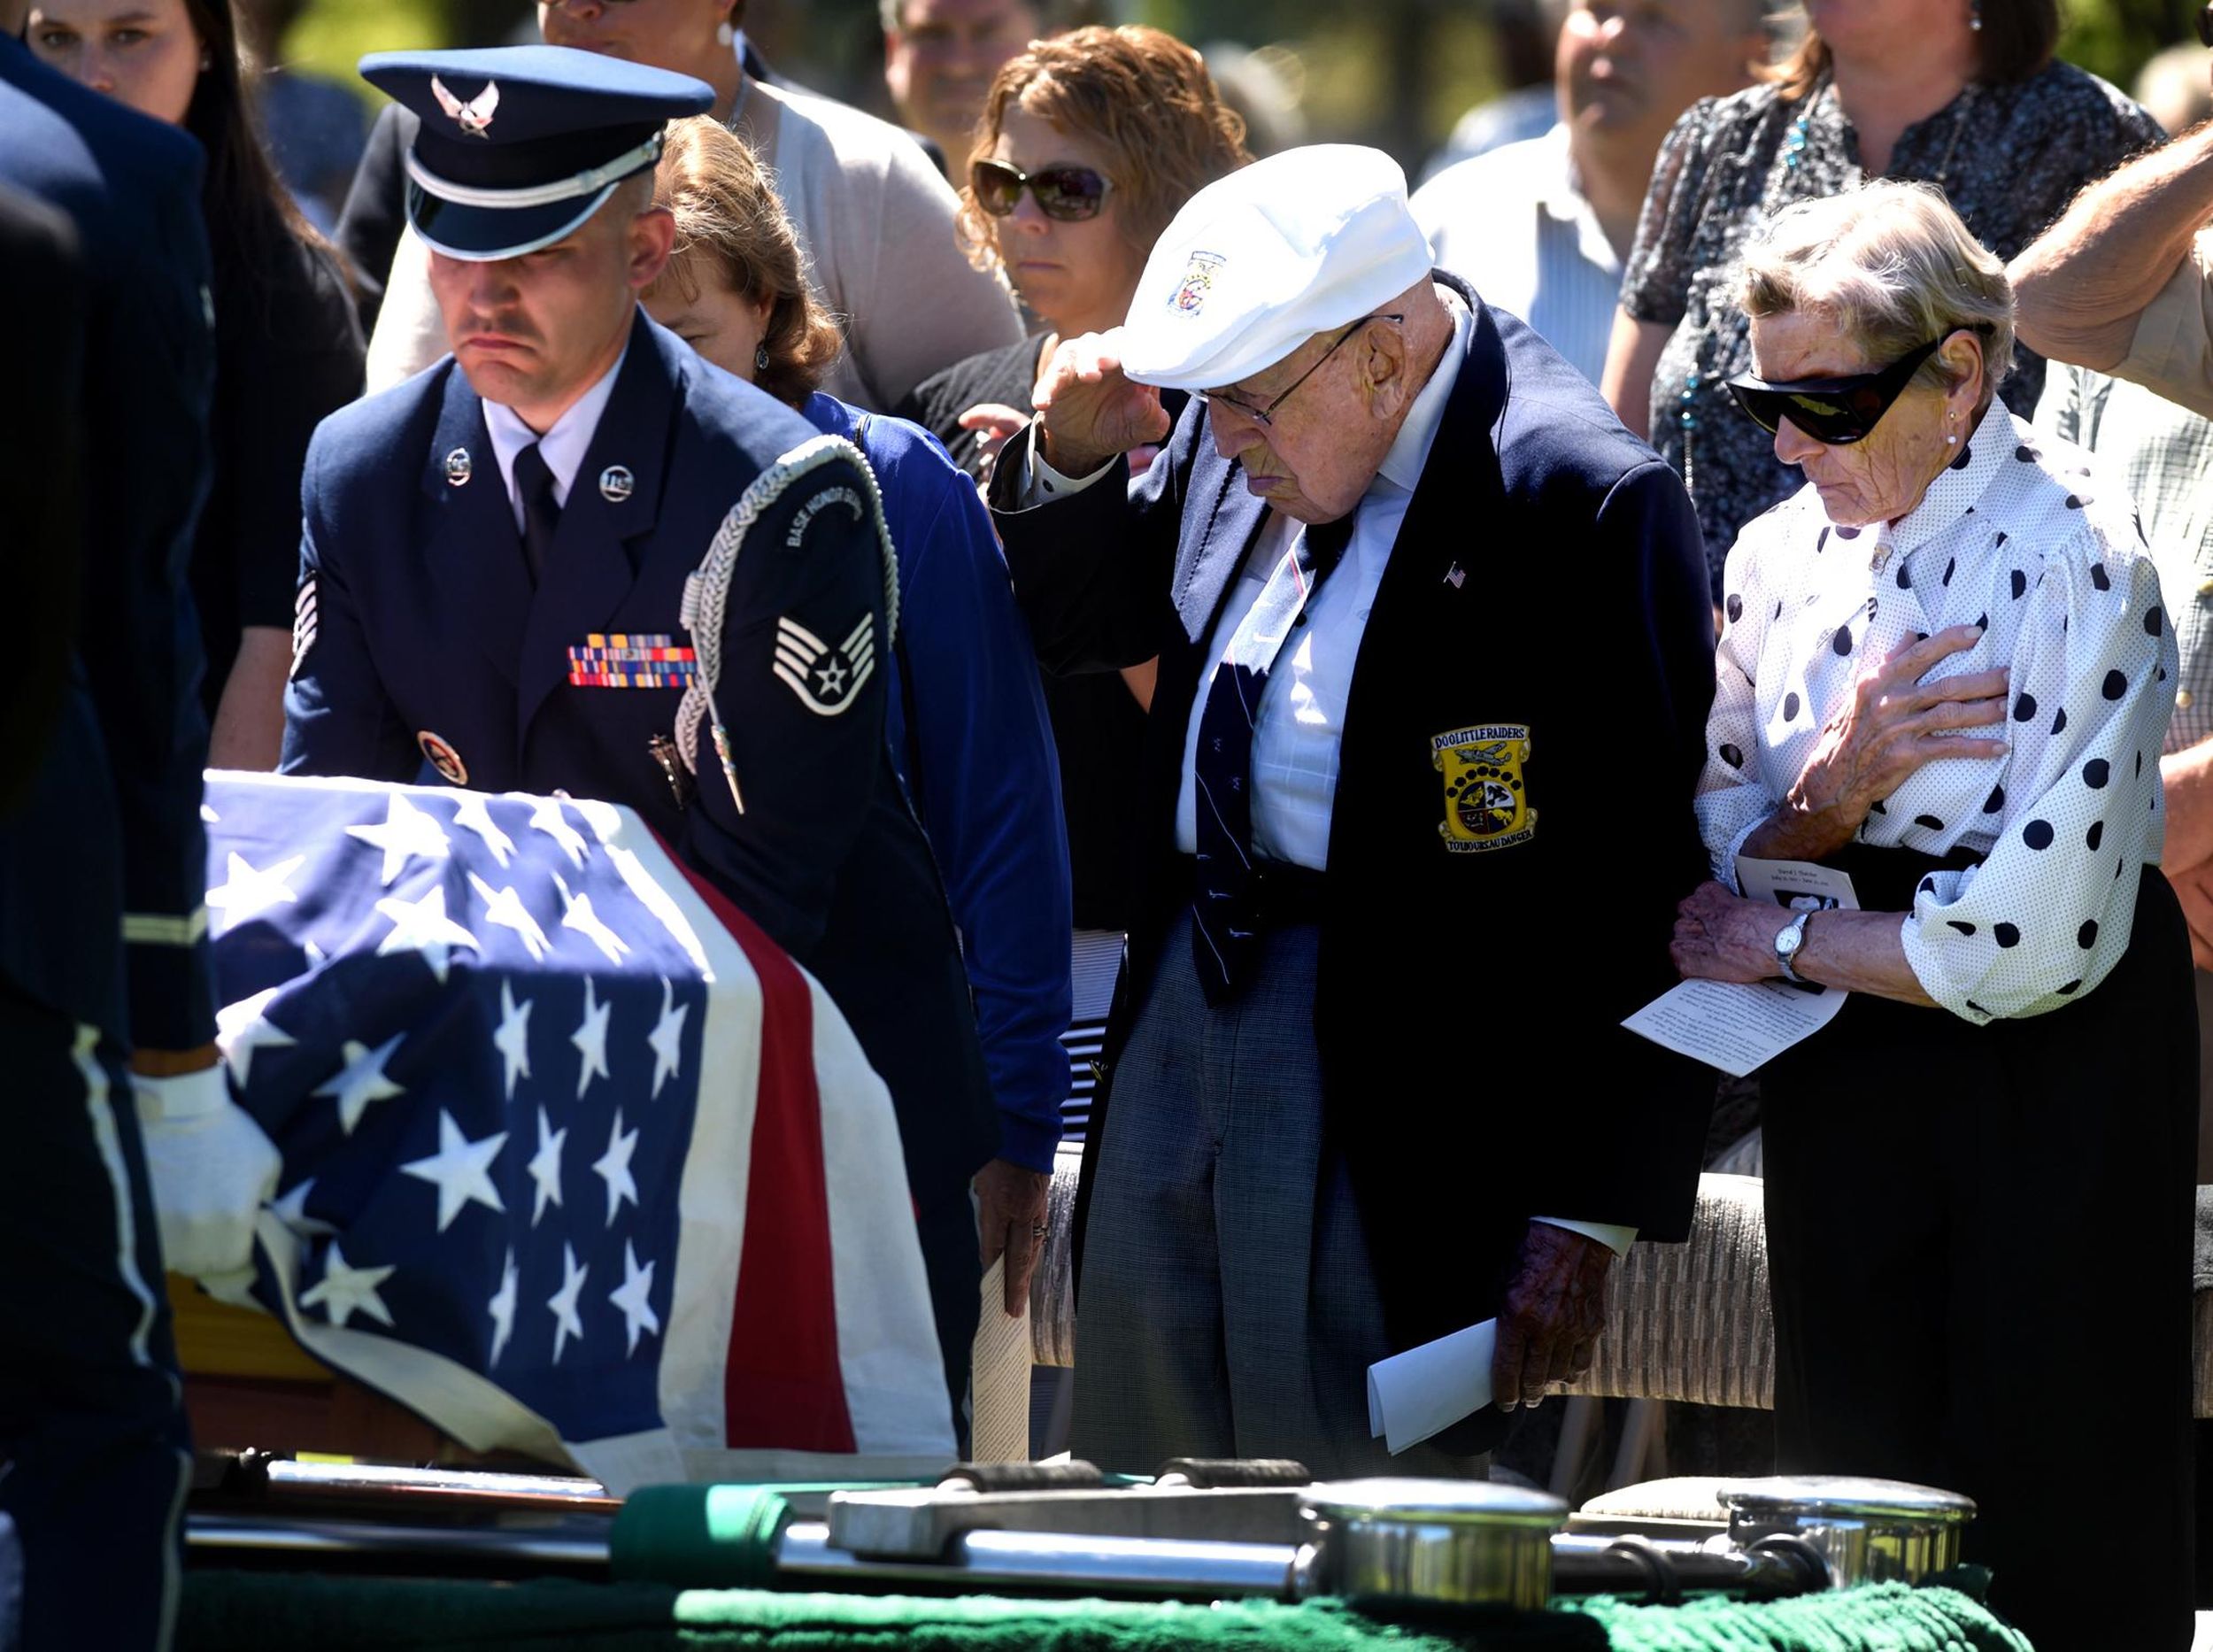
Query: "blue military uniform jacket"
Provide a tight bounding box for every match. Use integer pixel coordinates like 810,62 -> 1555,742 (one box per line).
993,276 -> 1720,1448
281,310 -> 1000,1201
0,36 -> 217,1054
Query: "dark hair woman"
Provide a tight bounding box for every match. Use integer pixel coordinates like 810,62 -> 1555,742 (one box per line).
30,0 -> 363,768
1597,0 -> 2160,612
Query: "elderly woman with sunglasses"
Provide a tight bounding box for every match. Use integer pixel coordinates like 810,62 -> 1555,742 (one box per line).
1669,181 -> 2197,1652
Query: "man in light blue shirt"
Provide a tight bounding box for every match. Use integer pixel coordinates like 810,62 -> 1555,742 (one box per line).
1413,0 -> 1766,385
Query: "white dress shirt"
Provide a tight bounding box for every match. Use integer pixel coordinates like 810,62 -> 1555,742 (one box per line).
481,344 -> 628,533
1028,289 -> 1637,1257
1410,124 -> 1622,387
1700,405 -> 2178,1023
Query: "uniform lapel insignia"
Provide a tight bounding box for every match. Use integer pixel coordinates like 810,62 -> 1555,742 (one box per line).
1433,722 -> 1538,853
445,446 -> 473,487
774,614 -> 875,715
417,730 -> 468,785
598,464 -> 634,503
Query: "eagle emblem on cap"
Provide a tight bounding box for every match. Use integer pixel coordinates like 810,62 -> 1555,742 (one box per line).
431,73 -> 499,138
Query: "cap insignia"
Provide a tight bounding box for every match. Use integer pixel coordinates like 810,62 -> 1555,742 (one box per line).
431,73 -> 500,138
1171,250 -> 1225,315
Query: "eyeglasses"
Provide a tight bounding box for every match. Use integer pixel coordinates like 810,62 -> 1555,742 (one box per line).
1195,313 -> 1406,429
969,158 -> 1111,222
1724,325 -> 1991,445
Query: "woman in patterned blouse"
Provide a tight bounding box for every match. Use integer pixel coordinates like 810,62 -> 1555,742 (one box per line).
1601,0 -> 2158,603
1668,184 -> 2196,1652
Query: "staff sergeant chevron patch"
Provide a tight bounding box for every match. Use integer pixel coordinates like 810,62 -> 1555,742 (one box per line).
773,614 -> 875,716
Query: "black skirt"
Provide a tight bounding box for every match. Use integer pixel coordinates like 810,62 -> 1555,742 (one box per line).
1759,844 -> 2199,1651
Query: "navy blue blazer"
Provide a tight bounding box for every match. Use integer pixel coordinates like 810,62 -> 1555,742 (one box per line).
0,37 -> 216,1053
994,278 -> 1720,1411
281,311 -> 1000,1200
804,392 -> 1072,1172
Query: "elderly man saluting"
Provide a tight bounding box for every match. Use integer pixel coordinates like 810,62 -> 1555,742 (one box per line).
991,147 -> 1718,1473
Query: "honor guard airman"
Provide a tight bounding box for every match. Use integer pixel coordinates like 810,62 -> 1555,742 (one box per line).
279,47 -> 1001,1424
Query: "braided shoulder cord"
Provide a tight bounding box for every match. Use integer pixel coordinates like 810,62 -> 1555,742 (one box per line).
676,434 -> 898,814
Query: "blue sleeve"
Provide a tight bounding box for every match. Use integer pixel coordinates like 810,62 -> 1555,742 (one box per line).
278,426 -> 420,784
99,143 -> 217,1052
881,431 -> 1072,1170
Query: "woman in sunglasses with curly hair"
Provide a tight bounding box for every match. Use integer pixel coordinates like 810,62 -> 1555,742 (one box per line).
894,24 -> 1247,949
1668,181 -> 2196,1652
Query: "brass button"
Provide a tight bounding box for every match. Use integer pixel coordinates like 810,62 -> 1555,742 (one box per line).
2180,689 -> 2197,710
2199,579 -> 2213,597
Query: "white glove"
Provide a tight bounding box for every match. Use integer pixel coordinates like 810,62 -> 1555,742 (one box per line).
135,1067 -> 280,1282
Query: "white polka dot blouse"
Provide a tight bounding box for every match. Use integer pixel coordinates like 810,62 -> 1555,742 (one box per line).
1697,404 -> 2180,1023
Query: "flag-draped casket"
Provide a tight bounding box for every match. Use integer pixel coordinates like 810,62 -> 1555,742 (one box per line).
198,771 -> 953,1492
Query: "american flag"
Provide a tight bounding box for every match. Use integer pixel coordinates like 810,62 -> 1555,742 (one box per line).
199,772 -> 954,1493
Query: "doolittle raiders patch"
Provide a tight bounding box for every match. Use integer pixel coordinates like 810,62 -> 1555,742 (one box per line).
1432,723 -> 1538,853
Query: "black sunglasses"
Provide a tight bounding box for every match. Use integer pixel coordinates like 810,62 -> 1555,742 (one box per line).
970,158 -> 1111,222
1724,325 -> 1991,445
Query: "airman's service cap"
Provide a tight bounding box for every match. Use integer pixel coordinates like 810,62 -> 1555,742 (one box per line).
1117,145 -> 1435,392
359,46 -> 713,261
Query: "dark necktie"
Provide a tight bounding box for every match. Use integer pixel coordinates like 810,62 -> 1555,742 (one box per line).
513,441 -> 561,586
1189,511 -> 1355,1006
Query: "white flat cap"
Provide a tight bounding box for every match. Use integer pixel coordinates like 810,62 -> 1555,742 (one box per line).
1117,144 -> 1434,391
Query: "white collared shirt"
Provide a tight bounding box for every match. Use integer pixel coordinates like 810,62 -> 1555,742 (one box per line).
482,342 -> 628,534
1410,124 -> 1621,387
1167,289 -> 1471,873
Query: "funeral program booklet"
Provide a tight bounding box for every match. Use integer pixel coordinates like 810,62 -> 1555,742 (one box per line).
1621,856 -> 1860,1078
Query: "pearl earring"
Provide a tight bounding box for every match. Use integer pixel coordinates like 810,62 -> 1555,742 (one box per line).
1969,0 -> 1982,29
716,18 -> 736,45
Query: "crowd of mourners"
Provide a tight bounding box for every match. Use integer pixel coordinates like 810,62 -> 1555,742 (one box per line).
11,0 -> 2213,1648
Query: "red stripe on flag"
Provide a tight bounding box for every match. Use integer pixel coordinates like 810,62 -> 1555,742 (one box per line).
656,835 -> 856,1454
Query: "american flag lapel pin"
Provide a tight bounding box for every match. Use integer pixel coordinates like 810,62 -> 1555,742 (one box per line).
1445,561 -> 1466,589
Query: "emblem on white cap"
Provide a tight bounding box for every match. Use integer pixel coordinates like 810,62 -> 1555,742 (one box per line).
1119,145 -> 1433,392
431,74 -> 499,137
1171,251 -> 1224,315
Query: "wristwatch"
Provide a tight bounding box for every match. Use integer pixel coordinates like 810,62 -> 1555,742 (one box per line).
1774,910 -> 1815,984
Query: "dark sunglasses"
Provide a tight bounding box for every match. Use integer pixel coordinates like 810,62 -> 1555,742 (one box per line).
1724,324 -> 1991,445
969,158 -> 1111,222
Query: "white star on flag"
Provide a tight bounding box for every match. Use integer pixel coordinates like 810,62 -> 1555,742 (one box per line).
300,1242 -> 397,1329
374,885 -> 481,984
346,791 -> 452,885
216,986 -> 296,1088
492,980 -> 533,1099
400,1109 -> 509,1232
607,1239 -> 659,1355
528,799 -> 590,868
571,977 -> 613,1099
451,793 -> 516,868
602,842 -> 712,976
528,1105 -> 567,1226
470,873 -> 551,962
547,1242 -> 589,1361
487,1248 -> 519,1366
313,1032 -> 406,1134
271,1177 -> 336,1239
204,850 -> 305,936
552,873 -> 631,966
647,977 -> 688,1100
593,1107 -> 640,1225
